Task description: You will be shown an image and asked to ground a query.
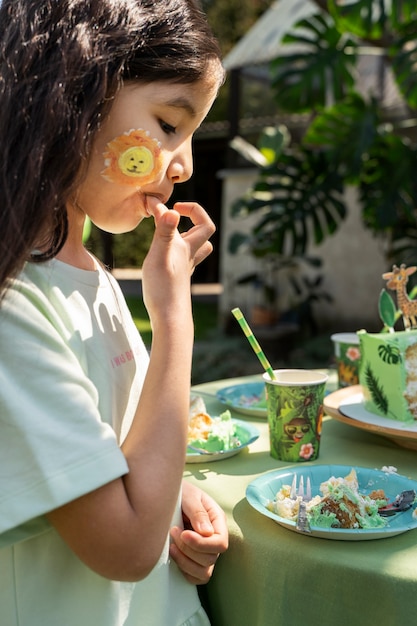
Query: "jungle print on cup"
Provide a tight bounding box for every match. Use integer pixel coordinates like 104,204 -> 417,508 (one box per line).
263,370 -> 328,462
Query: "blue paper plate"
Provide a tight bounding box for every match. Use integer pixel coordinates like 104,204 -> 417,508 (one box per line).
186,419 -> 260,463
216,382 -> 267,418
246,465 -> 417,540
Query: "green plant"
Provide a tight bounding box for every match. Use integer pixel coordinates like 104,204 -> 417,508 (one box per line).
230,125 -> 332,328
230,0 -> 417,267
86,219 -> 155,268
233,254 -> 299,314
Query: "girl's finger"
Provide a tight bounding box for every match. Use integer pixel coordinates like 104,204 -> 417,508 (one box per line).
145,196 -> 169,222
192,241 -> 213,267
173,201 -> 215,235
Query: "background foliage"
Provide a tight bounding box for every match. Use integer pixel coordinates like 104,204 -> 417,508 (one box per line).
86,219 -> 155,268
230,0 -> 417,270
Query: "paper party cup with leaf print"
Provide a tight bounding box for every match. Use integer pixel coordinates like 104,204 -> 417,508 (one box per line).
263,369 -> 328,462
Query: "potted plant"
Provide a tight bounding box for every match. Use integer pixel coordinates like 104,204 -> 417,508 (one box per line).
229,126 -> 332,332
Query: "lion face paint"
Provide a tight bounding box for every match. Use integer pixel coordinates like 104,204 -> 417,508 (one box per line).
101,129 -> 163,187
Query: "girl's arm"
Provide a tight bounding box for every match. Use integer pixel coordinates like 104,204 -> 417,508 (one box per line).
47,200 -> 215,582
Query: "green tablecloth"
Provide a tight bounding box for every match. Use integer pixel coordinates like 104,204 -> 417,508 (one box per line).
186,375 -> 417,626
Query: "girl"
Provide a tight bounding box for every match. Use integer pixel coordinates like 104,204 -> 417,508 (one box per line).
0,1 -> 228,624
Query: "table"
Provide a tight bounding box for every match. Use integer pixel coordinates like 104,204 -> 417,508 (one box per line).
186,374 -> 417,626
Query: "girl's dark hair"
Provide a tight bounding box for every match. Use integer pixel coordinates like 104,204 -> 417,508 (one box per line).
0,0 -> 223,293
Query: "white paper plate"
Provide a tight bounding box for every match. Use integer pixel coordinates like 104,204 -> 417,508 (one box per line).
339,393 -> 417,432
324,386 -> 417,450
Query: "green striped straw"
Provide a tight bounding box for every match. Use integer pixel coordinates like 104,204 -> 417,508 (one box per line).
231,307 -> 276,380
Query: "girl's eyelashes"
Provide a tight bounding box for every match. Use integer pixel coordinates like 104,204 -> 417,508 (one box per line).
159,119 -> 176,135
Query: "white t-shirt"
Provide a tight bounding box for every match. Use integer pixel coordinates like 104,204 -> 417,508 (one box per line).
0,259 -> 208,626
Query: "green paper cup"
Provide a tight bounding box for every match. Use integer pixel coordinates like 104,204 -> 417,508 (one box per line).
331,332 -> 361,388
263,369 -> 328,462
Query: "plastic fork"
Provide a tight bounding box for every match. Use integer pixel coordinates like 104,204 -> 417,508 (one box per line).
187,444 -> 224,455
291,474 -> 312,534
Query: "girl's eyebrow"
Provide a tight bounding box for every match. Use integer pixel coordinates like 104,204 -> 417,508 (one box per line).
163,97 -> 196,118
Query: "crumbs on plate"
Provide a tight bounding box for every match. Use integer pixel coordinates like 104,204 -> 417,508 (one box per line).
188,395 -> 241,452
268,469 -> 391,530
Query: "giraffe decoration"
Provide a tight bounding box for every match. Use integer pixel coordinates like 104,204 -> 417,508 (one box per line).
382,264 -> 417,330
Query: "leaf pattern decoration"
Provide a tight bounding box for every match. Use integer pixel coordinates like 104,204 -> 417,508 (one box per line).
378,289 -> 396,330
377,343 -> 402,365
365,364 -> 389,415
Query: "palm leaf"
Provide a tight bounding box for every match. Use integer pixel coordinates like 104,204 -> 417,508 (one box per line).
328,0 -> 390,40
270,13 -> 357,113
390,24 -> 417,109
389,1 -> 417,29
365,364 -> 389,414
304,93 -> 380,182
360,134 -> 417,231
258,126 -> 290,165
228,231 -> 252,254
230,150 -> 346,258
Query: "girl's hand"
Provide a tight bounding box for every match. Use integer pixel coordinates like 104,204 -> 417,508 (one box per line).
141,198 -> 215,321
169,481 -> 229,585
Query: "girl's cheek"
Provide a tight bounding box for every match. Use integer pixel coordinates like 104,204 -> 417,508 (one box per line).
101,129 -> 163,188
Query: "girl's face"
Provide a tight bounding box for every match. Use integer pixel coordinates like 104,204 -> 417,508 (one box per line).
72,64 -> 222,234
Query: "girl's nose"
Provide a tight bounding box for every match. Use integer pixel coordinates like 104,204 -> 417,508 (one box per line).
167,140 -> 193,184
